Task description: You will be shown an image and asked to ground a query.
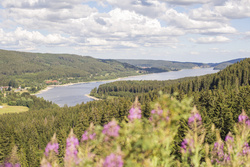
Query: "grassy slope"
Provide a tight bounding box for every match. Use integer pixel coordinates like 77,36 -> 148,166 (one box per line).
0,104 -> 29,115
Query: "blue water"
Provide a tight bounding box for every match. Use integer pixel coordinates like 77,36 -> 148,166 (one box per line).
36,68 -> 219,107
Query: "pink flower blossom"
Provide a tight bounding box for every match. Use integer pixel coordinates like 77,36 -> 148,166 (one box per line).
65,136 -> 79,164
188,113 -> 202,126
102,120 -> 120,139
128,107 -> 141,121
81,131 -> 96,141
103,153 -> 123,167
44,142 -> 59,156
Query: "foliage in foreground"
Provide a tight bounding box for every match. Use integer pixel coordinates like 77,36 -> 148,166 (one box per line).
2,94 -> 250,167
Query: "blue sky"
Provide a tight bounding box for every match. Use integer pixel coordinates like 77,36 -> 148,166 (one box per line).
0,0 -> 249,63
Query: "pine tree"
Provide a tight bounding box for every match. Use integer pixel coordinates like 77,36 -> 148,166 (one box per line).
18,147 -> 28,167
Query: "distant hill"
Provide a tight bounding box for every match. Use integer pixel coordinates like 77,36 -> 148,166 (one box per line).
116,59 -> 208,71
0,49 -> 147,87
116,58 -> 246,71
209,58 -> 245,70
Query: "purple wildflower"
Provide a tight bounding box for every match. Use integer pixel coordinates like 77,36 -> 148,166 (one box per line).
103,153 -> 123,167
151,110 -> 156,114
128,107 -> 141,121
1,163 -> 21,167
102,120 -> 120,140
4,163 -> 12,167
149,109 -> 169,122
225,132 -> 234,152
238,110 -> 249,123
211,141 -> 230,165
188,113 -> 202,126
64,131 -> 79,165
44,142 -> 59,156
238,115 -> 248,123
242,142 -> 250,155
225,134 -> 234,142
82,131 -> 89,141
40,162 -> 52,167
151,109 -> 163,116
246,119 -> 250,127
81,131 -> 96,142
181,138 -> 194,154
166,116 -> 170,121
181,139 -> 188,152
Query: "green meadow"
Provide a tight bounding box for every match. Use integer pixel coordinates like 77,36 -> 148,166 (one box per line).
0,104 -> 29,115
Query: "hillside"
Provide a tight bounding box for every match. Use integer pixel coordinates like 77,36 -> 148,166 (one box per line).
116,59 -> 207,71
116,58 -> 245,71
210,58 -> 245,70
0,50 -> 147,88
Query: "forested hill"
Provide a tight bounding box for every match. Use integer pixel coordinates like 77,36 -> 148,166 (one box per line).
116,59 -> 207,71
93,58 -> 250,98
116,58 -> 245,71
0,49 -> 147,87
210,58 -> 246,70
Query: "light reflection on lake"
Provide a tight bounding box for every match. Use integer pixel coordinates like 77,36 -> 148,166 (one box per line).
36,68 -> 219,107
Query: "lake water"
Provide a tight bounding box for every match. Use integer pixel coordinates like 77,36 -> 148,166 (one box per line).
36,68 -> 219,107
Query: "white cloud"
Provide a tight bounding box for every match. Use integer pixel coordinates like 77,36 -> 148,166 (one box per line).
189,7 -> 227,22
103,0 -> 167,18
215,0 -> 250,19
0,27 -> 70,50
245,31 -> 250,39
0,0 -> 249,61
161,0 -> 227,5
191,36 -> 230,43
162,8 -> 236,34
1,0 -> 83,9
162,0 -> 210,5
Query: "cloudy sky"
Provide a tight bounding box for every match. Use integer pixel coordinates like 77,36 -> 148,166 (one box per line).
0,0 -> 250,63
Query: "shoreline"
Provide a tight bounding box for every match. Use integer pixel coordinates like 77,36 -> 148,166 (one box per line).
33,73 -> 146,95
33,67 -> 214,96
84,94 -> 100,101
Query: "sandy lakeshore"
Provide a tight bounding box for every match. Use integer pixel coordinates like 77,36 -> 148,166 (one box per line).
84,94 -> 100,100
33,74 -> 141,95
34,82 -> 86,95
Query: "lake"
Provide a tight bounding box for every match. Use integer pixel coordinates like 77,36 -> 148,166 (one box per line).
36,68 -> 219,107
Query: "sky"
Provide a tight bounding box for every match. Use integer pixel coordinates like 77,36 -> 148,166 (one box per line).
0,0 -> 250,63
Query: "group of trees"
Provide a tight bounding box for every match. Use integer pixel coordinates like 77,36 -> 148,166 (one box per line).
0,92 -> 34,107
0,58 -> 249,166
0,96 -> 132,166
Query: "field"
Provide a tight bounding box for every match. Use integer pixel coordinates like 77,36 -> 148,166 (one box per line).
0,104 -> 29,115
